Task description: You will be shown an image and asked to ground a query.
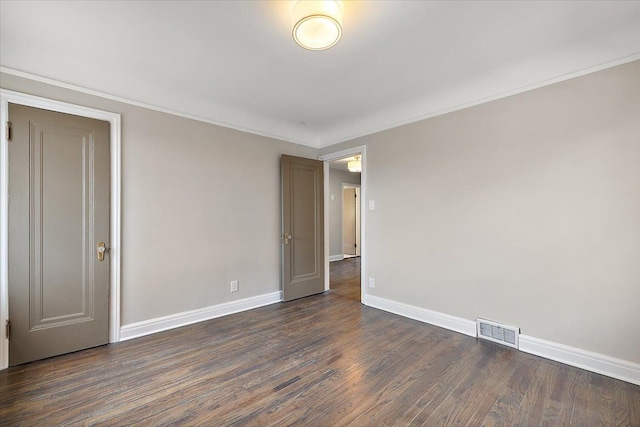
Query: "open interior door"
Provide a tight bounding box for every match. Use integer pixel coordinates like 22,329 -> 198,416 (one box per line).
281,155 -> 324,301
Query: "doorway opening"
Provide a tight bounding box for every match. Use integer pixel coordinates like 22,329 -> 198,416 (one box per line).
320,146 -> 366,303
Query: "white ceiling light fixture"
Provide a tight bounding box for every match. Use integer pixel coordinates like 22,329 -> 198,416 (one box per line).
292,0 -> 343,51
348,156 -> 361,173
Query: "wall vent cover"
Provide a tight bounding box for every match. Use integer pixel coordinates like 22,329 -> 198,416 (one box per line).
476,318 -> 520,349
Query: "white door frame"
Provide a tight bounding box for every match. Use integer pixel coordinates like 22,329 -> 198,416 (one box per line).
0,89 -> 122,370
319,145 -> 366,303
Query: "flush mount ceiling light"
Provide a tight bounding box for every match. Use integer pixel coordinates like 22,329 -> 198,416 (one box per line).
348,156 -> 361,173
292,0 -> 343,50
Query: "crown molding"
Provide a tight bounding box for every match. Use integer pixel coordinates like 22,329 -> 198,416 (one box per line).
4,53 -> 639,152
0,66 -> 319,149
317,53 -> 640,148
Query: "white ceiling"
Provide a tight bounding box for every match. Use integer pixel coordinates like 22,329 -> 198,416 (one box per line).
1,1 -> 639,148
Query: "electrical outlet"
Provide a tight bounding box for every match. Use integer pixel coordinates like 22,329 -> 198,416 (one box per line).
231,280 -> 239,292
369,277 -> 375,288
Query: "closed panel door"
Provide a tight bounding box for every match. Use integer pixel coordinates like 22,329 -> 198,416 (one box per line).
8,104 -> 110,366
343,187 -> 356,255
355,187 -> 361,257
281,155 -> 324,301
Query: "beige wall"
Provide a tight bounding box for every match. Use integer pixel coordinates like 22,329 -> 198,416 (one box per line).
321,60 -> 640,364
1,72 -> 317,325
328,168 -> 361,257
4,59 -> 639,365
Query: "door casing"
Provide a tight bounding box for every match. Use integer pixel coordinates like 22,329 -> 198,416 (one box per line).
319,146 -> 367,303
0,89 -> 122,370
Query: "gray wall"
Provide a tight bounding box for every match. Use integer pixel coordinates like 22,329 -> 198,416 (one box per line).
1,72 -> 317,325
329,168 -> 361,258
4,59 -> 639,365
321,60 -> 640,364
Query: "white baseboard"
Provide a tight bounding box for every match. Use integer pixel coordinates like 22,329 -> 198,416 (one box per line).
120,291 -> 282,341
519,335 -> 640,386
364,295 -> 640,386
365,295 -> 477,337
329,254 -> 344,262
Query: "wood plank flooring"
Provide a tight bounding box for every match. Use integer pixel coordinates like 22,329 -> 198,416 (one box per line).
1,257 -> 639,426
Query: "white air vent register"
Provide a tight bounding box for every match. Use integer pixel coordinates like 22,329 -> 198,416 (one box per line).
476,318 -> 520,349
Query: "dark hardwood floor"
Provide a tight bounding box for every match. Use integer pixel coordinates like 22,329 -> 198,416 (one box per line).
330,256 -> 362,302
2,257 -> 639,426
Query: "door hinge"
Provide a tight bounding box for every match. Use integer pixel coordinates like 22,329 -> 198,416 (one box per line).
5,320 -> 10,340
5,121 -> 11,141
354,243 -> 357,248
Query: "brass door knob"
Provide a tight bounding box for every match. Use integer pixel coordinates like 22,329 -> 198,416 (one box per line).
96,242 -> 107,261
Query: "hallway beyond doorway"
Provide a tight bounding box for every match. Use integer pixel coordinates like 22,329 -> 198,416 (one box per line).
330,257 -> 360,302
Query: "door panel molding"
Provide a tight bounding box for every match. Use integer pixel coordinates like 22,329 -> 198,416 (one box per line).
319,146 -> 367,301
29,122 -> 96,331
0,89 -> 122,370
289,163 -> 322,282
